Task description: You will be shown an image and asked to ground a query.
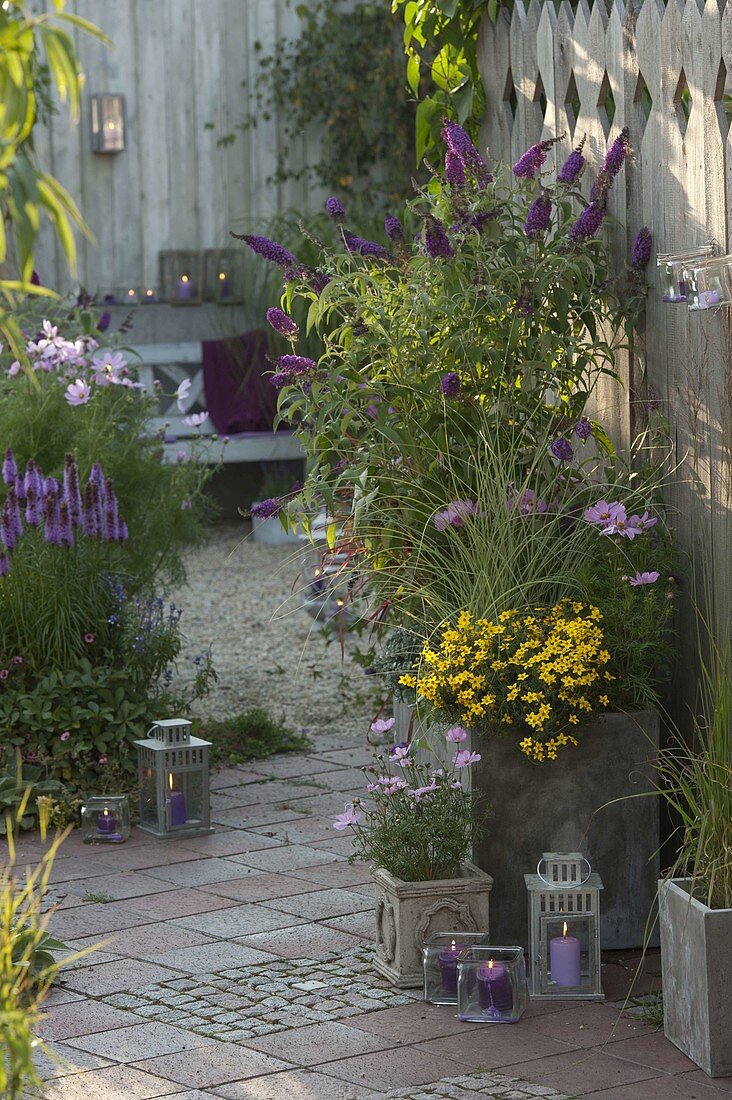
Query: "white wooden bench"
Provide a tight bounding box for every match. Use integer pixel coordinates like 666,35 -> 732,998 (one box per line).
131,341 -> 304,465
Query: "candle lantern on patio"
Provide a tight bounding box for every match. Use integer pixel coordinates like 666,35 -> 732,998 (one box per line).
524,852 -> 604,1000
81,794 -> 130,844
134,719 -> 213,838
456,945 -> 528,1023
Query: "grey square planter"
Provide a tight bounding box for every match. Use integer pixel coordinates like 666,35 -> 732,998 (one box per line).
659,878 -> 732,1077
372,861 -> 493,987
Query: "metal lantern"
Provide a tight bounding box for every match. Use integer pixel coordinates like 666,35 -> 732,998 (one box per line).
525,852 -> 604,1000
90,94 -> 126,153
134,719 -> 213,838
299,512 -> 358,625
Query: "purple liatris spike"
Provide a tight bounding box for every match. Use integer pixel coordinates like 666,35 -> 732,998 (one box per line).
14,475 -> 26,502
568,200 -> 606,242
59,501 -> 73,548
440,372 -> 461,397
2,450 -> 17,486
384,215 -> 404,243
25,487 -> 42,527
513,136 -> 561,179
631,226 -> 653,270
550,437 -> 574,462
62,454 -> 83,525
574,416 -> 592,441
82,482 -> 99,538
104,479 -> 119,540
24,460 -> 42,499
266,307 -> 299,339
445,150 -> 466,187
43,491 -> 60,545
44,476 -> 59,497
234,234 -> 298,271
524,192 -> 552,238
5,486 -> 22,541
117,516 -> 129,542
557,138 -> 586,184
0,552 -> 8,577
1,510 -> 17,552
424,216 -> 455,259
325,196 -> 347,223
342,230 -> 388,259
89,462 -> 105,498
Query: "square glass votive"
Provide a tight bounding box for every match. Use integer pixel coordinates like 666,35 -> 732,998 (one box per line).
81,795 -> 130,844
423,931 -> 489,1005
457,946 -> 528,1023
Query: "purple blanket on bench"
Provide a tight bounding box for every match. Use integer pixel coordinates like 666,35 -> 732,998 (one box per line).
202,331 -> 280,434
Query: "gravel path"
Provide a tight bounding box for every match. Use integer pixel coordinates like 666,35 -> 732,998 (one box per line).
172,523 -> 378,742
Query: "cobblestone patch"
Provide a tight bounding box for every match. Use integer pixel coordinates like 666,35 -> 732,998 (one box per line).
364,1072 -> 572,1099
104,947 -> 419,1040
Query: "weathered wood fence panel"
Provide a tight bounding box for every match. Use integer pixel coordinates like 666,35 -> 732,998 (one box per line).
33,0 -> 320,293
478,0 -> 732,712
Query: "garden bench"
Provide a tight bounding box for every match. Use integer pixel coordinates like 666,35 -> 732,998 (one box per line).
131,340 -> 303,465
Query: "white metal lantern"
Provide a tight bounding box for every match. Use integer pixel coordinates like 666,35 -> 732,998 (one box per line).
525,852 -> 604,1000
134,719 -> 213,838
90,94 -> 126,153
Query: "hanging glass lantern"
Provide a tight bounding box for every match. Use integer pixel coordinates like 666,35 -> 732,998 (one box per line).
134,719 -> 213,838
656,245 -> 713,302
685,255 -> 732,311
524,852 -> 604,1000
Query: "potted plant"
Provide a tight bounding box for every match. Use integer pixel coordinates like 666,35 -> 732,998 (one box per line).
332,719 -> 491,987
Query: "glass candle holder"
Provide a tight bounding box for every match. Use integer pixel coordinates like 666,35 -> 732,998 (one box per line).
656,246 -> 713,303
457,946 -> 528,1023
81,795 -> 130,844
685,256 -> 732,311
422,931 -> 489,1005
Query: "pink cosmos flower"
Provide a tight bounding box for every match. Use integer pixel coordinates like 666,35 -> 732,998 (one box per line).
446,726 -> 469,743
174,378 -> 192,410
389,744 -> 411,766
508,489 -> 549,515
183,411 -> 209,427
370,717 -> 395,735
434,499 -> 479,532
453,749 -> 482,768
628,511 -> 658,532
84,632 -> 96,643
333,803 -> 363,830
583,500 -> 623,527
8,361 -> 22,377
411,781 -> 438,801
176,451 -> 187,463
11,656 -> 23,665
60,731 -> 70,741
91,350 -> 128,386
65,379 -> 91,406
0,670 -> 7,680
627,571 -> 660,586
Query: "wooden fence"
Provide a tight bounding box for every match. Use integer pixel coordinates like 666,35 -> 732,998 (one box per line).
477,0 -> 732,712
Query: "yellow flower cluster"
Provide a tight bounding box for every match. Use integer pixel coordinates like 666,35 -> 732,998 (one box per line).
399,602 -> 613,763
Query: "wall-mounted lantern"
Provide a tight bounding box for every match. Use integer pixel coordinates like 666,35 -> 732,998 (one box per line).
91,94 -> 126,154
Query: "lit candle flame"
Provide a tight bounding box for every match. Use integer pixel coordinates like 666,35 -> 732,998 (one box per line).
488,958 -> 494,970
181,274 -> 189,284
450,939 -> 456,952
168,774 -> 174,791
103,808 -> 109,817
127,289 -> 135,297
146,289 -> 153,297
218,271 -> 227,280
562,921 -> 568,937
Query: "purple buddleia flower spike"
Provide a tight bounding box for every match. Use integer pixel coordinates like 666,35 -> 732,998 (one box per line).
602,127 -> 630,178
568,200 -> 606,242
62,454 -> 83,525
441,120 -> 492,184
309,270 -> 331,295
0,552 -> 8,577
575,416 -> 592,441
43,491 -> 61,545
25,487 -> 42,528
97,311 -> 111,333
440,372 -> 461,397
82,482 -> 99,538
233,234 -> 299,271
524,192 -> 552,238
631,227 -> 653,270
266,307 -> 299,339
325,196 -> 347,224
59,501 -> 74,548
557,137 -> 586,184
342,230 -> 389,259
2,450 -> 17,486
424,216 -> 455,259
104,479 -> 119,541
445,150 -> 466,188
513,136 -> 562,179
14,475 -> 26,503
384,215 -> 404,243
550,438 -> 574,462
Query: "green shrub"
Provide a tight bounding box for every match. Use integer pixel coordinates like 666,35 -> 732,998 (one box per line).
201,709 -> 311,768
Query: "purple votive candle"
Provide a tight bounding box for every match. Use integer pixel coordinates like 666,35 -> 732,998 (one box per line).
169,787 -> 187,826
97,809 -> 116,834
438,940 -> 464,994
477,960 -> 513,1012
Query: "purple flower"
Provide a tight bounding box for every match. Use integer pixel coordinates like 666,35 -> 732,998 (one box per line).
389,743 -> 411,765
0,552 -> 8,578
453,749 -> 481,768
424,217 -> 455,260
514,293 -> 534,316
343,230 -> 388,259
235,234 -> 299,271
309,270 -> 331,295
271,354 -> 318,390
63,454 -> 83,525
631,227 -> 653,270
574,417 -> 592,441
524,192 -> 552,238
98,754 -> 108,767
97,311 -> 111,333
117,517 -> 129,541
446,726 -> 468,743
266,307 -> 299,339
24,488 -> 42,528
434,499 -> 479,531
550,438 -> 574,462
103,479 -> 119,541
43,491 -> 61,545
584,500 -> 623,527
84,632 -> 96,643
333,803 -> 363,830
325,196 -> 347,223
568,201 -> 606,242
384,215 -> 404,243
58,501 -> 73,547
370,717 -> 395,735
183,411 -> 209,428
440,372 -> 461,397
628,510 -> 658,532
251,497 -> 281,519
60,731 -> 70,741
65,379 -> 91,406
2,450 -> 17,486
603,127 -> 630,177
627,571 -> 660,586
445,150 -> 466,187
508,489 -> 548,516
411,780 -> 439,802
24,460 -> 42,499
513,137 -> 558,179
557,140 -> 586,184
441,120 -> 491,183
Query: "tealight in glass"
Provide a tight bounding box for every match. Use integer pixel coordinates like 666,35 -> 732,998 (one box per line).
656,245 -> 713,303
422,931 -> 489,1005
456,946 -> 528,1023
685,256 -> 732,311
81,794 -> 130,844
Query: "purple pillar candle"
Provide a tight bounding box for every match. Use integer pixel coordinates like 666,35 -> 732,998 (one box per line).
438,940 -> 464,994
477,960 -> 513,1012
97,808 -> 116,833
168,777 -> 188,826
549,922 -> 581,987
176,275 -> 194,300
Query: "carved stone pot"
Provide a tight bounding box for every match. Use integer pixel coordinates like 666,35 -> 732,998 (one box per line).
372,862 -> 493,987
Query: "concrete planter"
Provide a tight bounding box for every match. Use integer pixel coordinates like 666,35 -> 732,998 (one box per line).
659,878 -> 732,1077
372,861 -> 493,987
472,710 -> 660,949
251,505 -> 301,545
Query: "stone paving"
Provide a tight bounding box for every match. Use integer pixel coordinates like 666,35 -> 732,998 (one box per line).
16,729 -> 732,1099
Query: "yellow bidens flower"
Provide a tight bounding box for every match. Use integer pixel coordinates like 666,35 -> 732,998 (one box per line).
407,602 -> 612,763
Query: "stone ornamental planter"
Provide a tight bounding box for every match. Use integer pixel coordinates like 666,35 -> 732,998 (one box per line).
372,861 -> 493,987
472,710 -> 660,950
659,878 -> 732,1077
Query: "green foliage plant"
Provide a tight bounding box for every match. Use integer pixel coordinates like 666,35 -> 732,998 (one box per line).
201,709 -> 311,768
0,753 -> 65,835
